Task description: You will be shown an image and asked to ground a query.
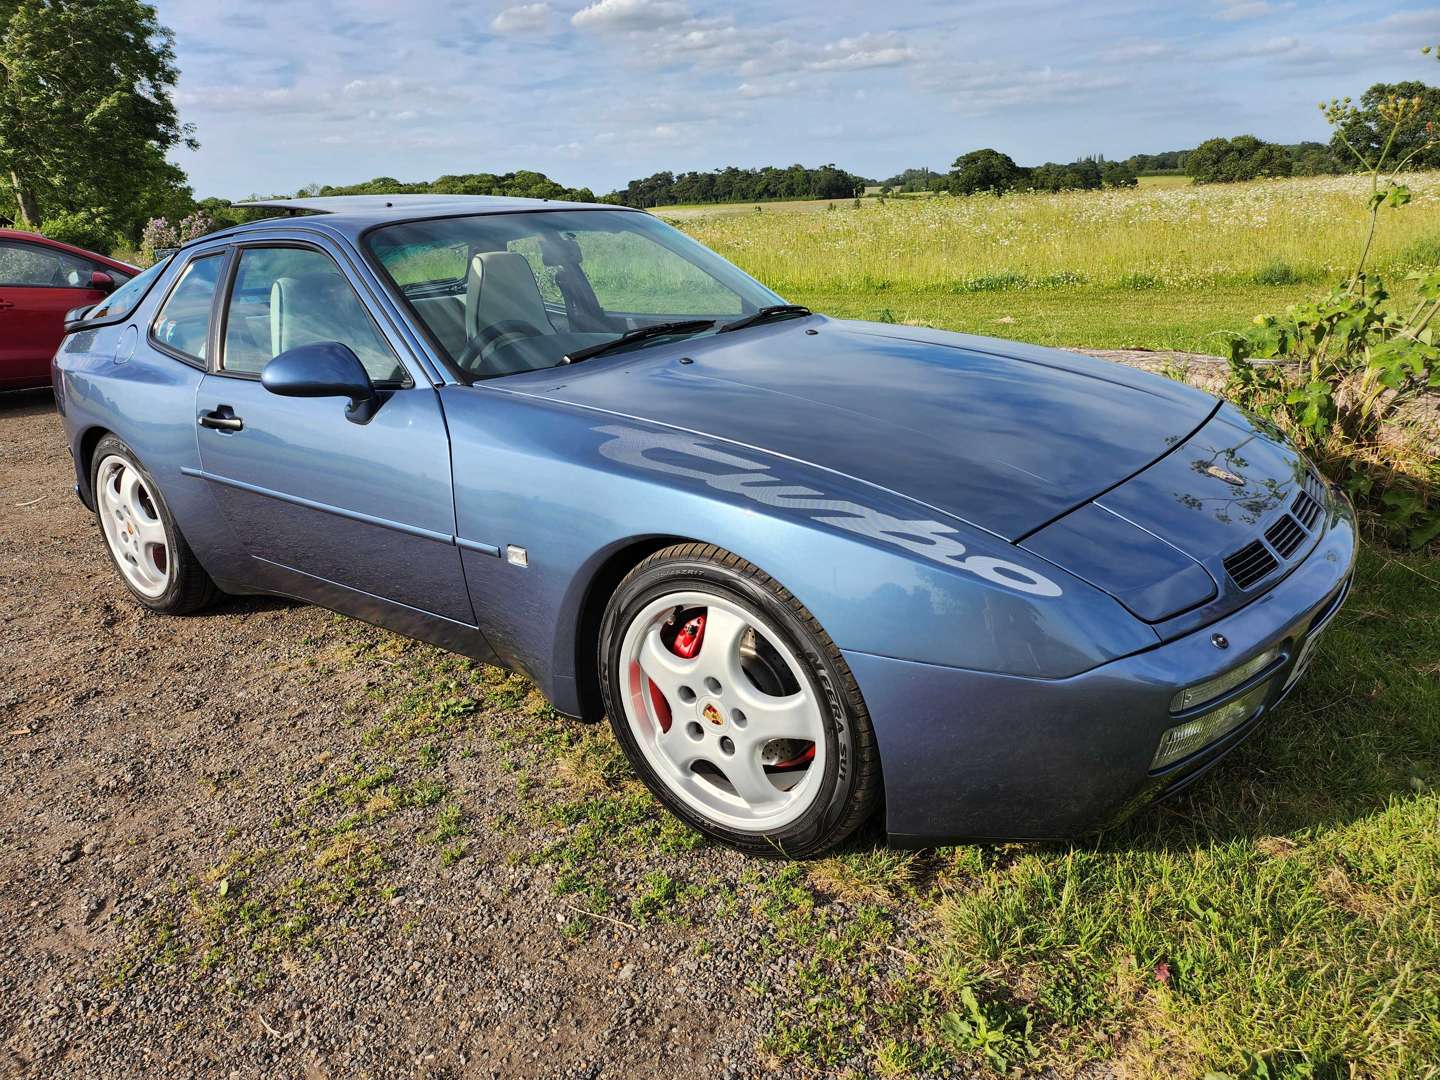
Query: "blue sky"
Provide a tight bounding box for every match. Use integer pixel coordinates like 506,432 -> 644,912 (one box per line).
156,0 -> 1440,198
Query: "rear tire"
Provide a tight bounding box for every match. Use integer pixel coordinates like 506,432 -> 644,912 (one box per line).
599,543 -> 882,857
91,434 -> 219,614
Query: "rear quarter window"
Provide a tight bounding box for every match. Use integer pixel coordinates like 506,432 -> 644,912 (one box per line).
150,254 -> 225,362
85,256 -> 170,322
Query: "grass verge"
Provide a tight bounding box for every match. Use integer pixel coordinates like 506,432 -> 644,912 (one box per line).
788,283 -> 1322,355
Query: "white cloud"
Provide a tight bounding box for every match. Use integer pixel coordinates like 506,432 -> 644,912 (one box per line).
1199,33 -> 1335,67
1214,0 -> 1294,21
737,78 -> 803,99
1100,40 -> 1175,65
938,64 -> 1127,113
1229,33 -> 1300,57
1367,8 -> 1440,51
806,32 -> 916,72
571,0 -> 690,31
175,85 -> 323,114
491,3 -> 552,33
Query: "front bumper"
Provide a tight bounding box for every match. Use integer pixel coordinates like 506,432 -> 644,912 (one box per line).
846,491 -> 1358,845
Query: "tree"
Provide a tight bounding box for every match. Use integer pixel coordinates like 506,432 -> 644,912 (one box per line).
0,0 -> 195,243
1186,135 -> 1292,183
605,164 -> 866,208
946,149 -> 1027,195
1123,149 -> 1188,174
1331,80 -> 1440,172
882,167 -> 937,193
1100,159 -> 1139,188
1286,141 -> 1343,176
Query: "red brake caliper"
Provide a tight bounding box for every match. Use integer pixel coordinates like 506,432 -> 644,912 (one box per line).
769,745 -> 816,770
648,610 -> 706,733
671,612 -> 706,659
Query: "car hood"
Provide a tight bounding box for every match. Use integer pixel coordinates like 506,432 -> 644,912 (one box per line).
510,317 -> 1218,541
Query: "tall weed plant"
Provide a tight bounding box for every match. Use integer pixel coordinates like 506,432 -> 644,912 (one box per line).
1228,47 -> 1440,549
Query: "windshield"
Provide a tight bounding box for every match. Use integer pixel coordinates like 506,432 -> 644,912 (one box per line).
365,209 -> 784,380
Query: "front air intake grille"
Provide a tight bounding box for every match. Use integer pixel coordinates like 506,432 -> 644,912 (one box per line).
1223,540 -> 1279,589
1265,513 -> 1306,559
1291,482 -> 1322,530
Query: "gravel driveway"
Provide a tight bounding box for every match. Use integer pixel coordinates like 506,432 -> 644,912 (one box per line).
0,390 -> 798,1079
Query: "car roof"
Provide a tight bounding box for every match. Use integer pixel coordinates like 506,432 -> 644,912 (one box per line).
222,194 -> 638,241
0,228 -> 138,273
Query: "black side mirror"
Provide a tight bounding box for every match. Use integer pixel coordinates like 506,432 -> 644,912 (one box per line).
261,341 -> 381,424
89,270 -> 116,293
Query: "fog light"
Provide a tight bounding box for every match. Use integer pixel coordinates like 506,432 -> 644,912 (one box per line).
1152,681 -> 1271,770
1169,648 -> 1278,713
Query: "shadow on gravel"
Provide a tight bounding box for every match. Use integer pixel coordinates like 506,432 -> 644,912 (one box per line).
206,594 -> 305,616
0,386 -> 56,418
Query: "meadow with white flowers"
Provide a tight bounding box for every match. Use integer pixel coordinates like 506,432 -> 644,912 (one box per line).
664,174 -> 1440,353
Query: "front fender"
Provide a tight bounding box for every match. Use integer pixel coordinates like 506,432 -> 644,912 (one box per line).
441,387 -> 1156,713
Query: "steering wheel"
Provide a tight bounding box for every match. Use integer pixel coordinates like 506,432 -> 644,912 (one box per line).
455,319 -> 546,373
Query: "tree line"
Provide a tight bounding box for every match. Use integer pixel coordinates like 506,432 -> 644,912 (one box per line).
307,171 -> 598,203
886,151 -> 1140,196
607,164 -> 866,208
883,139 -> 1351,196
878,98 -> 1440,197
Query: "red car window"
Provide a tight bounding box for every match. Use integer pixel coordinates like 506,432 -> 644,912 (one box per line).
0,240 -> 97,288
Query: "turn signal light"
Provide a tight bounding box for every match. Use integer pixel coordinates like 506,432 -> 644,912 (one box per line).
1169,648 -> 1278,714
1152,682 -> 1270,770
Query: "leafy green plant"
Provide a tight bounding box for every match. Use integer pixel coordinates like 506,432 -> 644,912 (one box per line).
937,986 -> 1035,1073
1252,259 -> 1307,286
40,209 -> 120,255
1119,270 -> 1163,290
1227,47 -> 1440,549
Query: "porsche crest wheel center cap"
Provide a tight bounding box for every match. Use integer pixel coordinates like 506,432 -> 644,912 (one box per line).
700,700 -> 725,727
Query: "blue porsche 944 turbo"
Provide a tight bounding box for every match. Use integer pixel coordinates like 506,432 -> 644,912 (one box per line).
52,195 -> 1355,855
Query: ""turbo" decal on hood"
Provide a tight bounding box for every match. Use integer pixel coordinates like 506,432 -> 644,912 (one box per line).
596,425 -> 1062,598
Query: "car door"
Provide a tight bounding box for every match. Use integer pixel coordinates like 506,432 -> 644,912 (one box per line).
193,241 -> 474,626
0,238 -> 113,387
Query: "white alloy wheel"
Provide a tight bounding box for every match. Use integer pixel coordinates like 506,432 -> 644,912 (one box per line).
618,591 -> 827,832
96,454 -> 172,598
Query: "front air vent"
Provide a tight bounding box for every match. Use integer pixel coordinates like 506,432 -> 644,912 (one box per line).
1223,539 -> 1279,590
1265,513 -> 1306,559
1291,483 -> 1322,531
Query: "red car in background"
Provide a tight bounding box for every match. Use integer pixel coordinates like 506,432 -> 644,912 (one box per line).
0,229 -> 136,390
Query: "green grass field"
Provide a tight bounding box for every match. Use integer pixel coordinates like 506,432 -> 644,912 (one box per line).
1137,174 -> 1194,189
663,173 -> 1440,354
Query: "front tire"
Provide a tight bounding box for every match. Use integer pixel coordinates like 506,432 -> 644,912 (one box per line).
91,434 -> 219,614
599,543 -> 882,857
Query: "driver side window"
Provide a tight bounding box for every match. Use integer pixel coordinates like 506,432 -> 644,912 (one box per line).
220,246 -> 406,383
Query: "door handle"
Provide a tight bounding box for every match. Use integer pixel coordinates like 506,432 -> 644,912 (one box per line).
0,299 -> 14,310
198,406 -> 244,432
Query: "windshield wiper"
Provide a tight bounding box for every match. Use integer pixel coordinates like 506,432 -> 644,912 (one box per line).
717,304 -> 812,334
561,319 -> 716,365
